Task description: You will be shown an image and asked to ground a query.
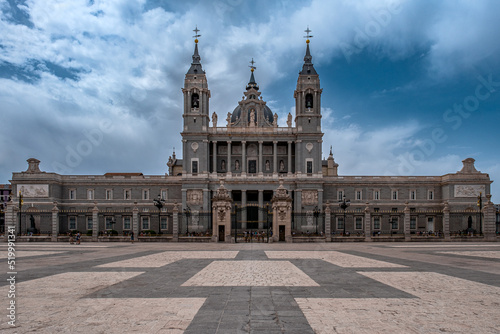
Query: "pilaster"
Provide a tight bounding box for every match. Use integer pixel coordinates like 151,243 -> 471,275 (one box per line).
172,202 -> 179,242
404,202 -> 411,241
92,202 -> 99,242
324,203 -> 331,242
51,202 -> 59,242
443,201 -> 451,240
132,201 -> 139,240
364,203 -> 372,242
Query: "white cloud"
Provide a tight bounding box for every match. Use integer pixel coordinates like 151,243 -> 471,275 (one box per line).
0,0 -> 499,199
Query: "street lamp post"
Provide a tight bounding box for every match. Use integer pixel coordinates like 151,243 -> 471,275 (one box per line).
266,204 -> 270,243
18,191 -> 23,236
477,192 -> 483,235
153,195 -> 165,235
184,206 -> 191,235
339,194 -> 350,236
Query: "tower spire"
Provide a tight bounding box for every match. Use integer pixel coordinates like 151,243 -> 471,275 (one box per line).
246,58 -> 259,90
300,26 -> 317,75
187,25 -> 204,74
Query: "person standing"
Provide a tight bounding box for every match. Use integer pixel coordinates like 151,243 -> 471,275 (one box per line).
130,231 -> 134,244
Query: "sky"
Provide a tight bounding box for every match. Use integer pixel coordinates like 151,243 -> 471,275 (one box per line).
1,0 -> 499,199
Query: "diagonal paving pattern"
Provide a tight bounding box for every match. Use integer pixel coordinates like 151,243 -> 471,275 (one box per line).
1,243 -> 500,333
97,250 -> 239,267
265,250 -> 407,268
436,251 -> 500,259
0,271 -> 205,333
182,260 -> 320,287
297,271 -> 500,334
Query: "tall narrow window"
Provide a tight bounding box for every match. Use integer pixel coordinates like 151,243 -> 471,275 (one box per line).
106,189 -> 113,200
161,190 -> 167,201
141,217 -> 150,230
410,190 -> 416,200
338,190 -> 344,201
356,190 -> 362,200
410,217 -> 417,230
191,93 -> 199,108
69,216 -> 77,230
105,216 -> 114,230
123,216 -> 131,230
355,217 -> 363,230
373,217 -> 380,230
87,189 -> 94,200
428,190 -> 434,200
392,190 -> 398,200
161,217 -> 167,230
69,189 -> 76,200
86,217 -> 93,231
305,93 -> 313,108
307,161 -> 313,174
374,190 -> 380,200
143,189 -> 149,200
124,189 -> 131,200
192,160 -> 198,174
391,217 -> 399,230
337,217 -> 344,230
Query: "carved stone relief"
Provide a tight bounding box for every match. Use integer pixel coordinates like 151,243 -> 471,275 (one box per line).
18,184 -> 49,198
187,189 -> 203,205
302,190 -> 318,205
454,185 -> 485,198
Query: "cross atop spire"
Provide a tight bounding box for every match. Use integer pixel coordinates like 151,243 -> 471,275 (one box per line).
193,25 -> 201,43
249,58 -> 256,72
304,26 -> 313,43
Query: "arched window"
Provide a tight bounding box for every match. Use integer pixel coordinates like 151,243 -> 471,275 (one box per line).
191,93 -> 199,108
305,93 -> 313,108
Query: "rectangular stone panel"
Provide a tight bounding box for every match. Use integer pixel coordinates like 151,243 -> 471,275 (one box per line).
182,260 -> 320,286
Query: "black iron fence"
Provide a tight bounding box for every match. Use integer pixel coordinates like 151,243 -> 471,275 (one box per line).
231,205 -> 273,243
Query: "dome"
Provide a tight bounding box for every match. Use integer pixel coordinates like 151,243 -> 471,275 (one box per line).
231,105 -> 274,125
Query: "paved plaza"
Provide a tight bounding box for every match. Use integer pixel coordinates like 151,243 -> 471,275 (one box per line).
2,242 -> 500,333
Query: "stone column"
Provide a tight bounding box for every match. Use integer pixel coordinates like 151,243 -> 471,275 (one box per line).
443,201 -> 451,240
241,190 -> 247,230
242,141 -> 246,174
92,202 -> 99,242
273,141 -> 278,175
227,141 -> 232,174
287,141 -> 292,175
258,141 -> 263,175
324,203 -> 331,242
132,201 -> 139,240
483,194 -> 496,241
364,203 -> 371,241
403,202 -> 411,241
212,141 -> 217,174
258,190 -> 264,229
295,190 -> 302,212
296,140 -> 302,174
51,202 -> 59,242
172,202 -> 179,242
271,180 -> 293,243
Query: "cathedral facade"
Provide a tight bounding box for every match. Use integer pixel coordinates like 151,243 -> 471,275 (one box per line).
4,35 -> 498,242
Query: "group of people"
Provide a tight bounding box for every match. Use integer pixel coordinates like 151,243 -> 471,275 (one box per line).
68,232 -> 81,245
243,230 -> 268,242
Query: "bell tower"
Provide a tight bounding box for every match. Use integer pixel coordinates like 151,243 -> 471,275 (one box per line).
294,27 -> 323,175
181,26 -> 210,175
